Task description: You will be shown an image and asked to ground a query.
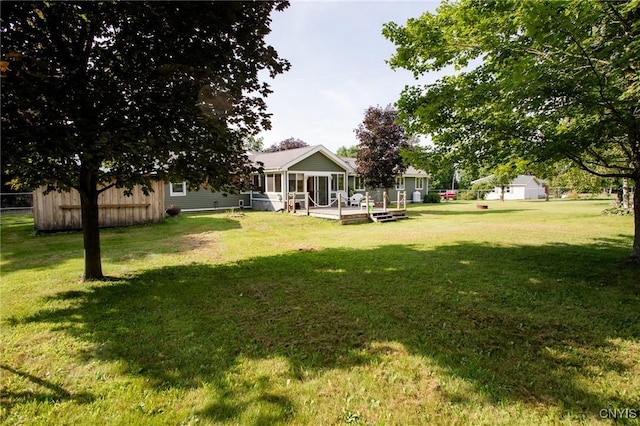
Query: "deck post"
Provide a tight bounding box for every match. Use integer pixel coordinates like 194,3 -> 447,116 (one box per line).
365,192 -> 370,212
306,192 -> 310,216
338,192 -> 343,218
383,191 -> 387,211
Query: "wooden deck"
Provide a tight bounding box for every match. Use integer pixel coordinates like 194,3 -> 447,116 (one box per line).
296,206 -> 408,224
286,191 -> 409,224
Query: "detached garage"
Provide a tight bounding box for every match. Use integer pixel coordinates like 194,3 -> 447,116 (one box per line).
472,174 -> 548,201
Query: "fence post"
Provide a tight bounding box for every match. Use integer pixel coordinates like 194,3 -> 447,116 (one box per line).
383,191 -> 387,211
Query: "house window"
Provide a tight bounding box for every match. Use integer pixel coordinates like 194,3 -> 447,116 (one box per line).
170,182 -> 187,196
415,177 -> 424,190
275,174 -> 282,192
265,173 -> 282,193
331,174 -> 345,191
395,177 -> 405,190
288,173 -> 304,193
252,175 -> 264,192
355,176 -> 365,190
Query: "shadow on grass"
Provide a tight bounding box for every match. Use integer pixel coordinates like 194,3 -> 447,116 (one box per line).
10,241 -> 640,422
0,214 -> 242,274
0,364 -> 95,412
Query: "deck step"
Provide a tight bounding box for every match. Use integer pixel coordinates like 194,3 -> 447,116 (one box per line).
370,214 -> 396,222
368,210 -> 410,223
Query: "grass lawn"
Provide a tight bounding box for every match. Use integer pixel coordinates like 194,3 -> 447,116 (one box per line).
1,199 -> 639,425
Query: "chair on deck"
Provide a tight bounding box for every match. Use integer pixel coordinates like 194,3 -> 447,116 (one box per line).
349,193 -> 364,207
336,191 -> 349,207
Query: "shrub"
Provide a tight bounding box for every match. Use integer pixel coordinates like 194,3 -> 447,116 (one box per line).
424,193 -> 441,203
564,190 -> 580,199
165,204 -> 181,216
458,191 -> 479,201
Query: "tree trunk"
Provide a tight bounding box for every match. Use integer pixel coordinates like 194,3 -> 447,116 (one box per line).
631,180 -> 640,263
79,168 -> 104,281
622,178 -> 630,209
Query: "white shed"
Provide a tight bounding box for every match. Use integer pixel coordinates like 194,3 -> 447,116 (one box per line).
472,175 -> 547,200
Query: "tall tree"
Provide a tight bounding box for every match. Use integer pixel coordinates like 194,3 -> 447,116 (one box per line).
401,146 -> 459,190
354,105 -> 410,189
384,0 -> 640,261
1,1 -> 290,280
264,137 -> 309,152
336,145 -> 358,158
243,135 -> 265,152
534,159 -> 616,195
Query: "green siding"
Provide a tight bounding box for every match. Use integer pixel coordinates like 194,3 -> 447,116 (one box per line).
165,185 -> 250,210
289,152 -> 345,172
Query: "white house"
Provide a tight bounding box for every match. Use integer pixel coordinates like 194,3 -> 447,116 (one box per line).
472,174 -> 547,200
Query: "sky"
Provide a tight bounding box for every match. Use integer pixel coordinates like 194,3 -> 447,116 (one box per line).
258,1 -> 443,153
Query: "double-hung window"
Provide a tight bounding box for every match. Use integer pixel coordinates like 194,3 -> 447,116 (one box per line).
288,173 -> 304,193
265,173 -> 282,193
170,182 -> 187,196
331,174 -> 345,191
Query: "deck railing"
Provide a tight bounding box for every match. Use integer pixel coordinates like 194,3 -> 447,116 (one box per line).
287,190 -> 406,222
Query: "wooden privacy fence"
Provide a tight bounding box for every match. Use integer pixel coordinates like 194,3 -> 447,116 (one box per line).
33,181 -> 165,231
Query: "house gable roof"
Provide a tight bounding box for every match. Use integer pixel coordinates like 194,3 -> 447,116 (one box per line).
250,145 -> 353,173
511,175 -> 545,186
471,174 -> 545,186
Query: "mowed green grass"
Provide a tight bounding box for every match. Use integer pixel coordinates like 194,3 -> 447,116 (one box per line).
1,199 -> 638,425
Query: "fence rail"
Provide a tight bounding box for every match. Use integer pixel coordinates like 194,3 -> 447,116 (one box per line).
1,192 -> 33,212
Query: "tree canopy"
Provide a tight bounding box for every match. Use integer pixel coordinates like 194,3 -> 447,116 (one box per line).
384,0 -> 640,261
336,145 -> 358,158
354,105 -> 410,189
1,1 -> 290,279
264,137 -> 309,152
